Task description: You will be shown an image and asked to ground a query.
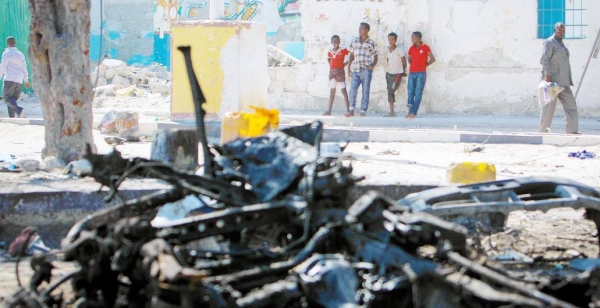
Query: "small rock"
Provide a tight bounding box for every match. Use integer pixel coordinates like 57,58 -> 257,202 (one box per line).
150,82 -> 170,95
115,67 -> 131,78
104,68 -> 117,80
64,159 -> 92,176
101,58 -> 127,69
104,136 -> 127,145
112,75 -> 131,87
41,156 -> 66,171
95,84 -> 123,96
95,77 -> 108,87
377,149 -> 399,155
91,67 -> 105,79
16,159 -> 40,172
139,68 -> 157,78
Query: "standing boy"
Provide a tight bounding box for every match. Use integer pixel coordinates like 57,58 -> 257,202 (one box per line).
346,22 -> 378,117
406,31 -> 435,119
0,36 -> 30,118
323,35 -> 350,116
384,32 -> 406,117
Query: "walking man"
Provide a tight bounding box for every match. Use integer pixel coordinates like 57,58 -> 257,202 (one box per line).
539,22 -> 578,134
346,22 -> 378,117
406,31 -> 435,118
0,36 -> 30,118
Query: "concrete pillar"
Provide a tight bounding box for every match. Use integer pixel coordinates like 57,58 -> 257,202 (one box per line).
170,21 -> 269,120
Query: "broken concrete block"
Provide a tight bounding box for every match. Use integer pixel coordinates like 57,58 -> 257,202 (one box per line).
41,156 -> 65,171
105,68 -> 117,80
101,58 -> 127,69
115,67 -> 132,78
147,64 -> 170,80
134,75 -> 151,87
139,68 -> 157,78
95,85 -> 120,96
95,77 -> 108,87
112,75 -> 131,87
150,82 -> 170,95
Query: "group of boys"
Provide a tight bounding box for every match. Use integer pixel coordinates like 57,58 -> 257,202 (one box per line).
323,22 -> 435,118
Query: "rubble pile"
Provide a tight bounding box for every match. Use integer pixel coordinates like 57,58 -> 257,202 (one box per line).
91,59 -> 171,97
7,47 -> 600,308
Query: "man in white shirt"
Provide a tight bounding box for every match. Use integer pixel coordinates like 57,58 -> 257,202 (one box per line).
0,36 -> 30,118
384,32 -> 406,117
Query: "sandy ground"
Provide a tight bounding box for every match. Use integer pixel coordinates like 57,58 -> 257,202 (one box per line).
1,122 -> 599,188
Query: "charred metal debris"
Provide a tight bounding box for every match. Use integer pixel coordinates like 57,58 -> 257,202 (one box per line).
8,47 -> 600,308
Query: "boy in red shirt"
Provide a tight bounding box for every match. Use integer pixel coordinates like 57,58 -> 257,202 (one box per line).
406,31 -> 435,118
323,35 -> 350,115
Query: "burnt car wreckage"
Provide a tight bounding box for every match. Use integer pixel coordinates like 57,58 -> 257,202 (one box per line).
7,47 -> 600,308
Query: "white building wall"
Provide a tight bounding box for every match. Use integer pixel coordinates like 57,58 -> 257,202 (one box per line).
297,0 -> 600,116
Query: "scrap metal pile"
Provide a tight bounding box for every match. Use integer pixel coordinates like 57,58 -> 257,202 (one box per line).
8,47 -> 600,308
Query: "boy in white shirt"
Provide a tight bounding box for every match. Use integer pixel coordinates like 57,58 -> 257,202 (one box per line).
383,32 -> 406,117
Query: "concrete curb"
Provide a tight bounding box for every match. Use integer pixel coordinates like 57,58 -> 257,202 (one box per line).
3,117 -> 600,146
0,181 -> 436,248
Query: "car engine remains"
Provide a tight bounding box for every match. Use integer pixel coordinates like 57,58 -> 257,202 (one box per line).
7,47 -> 600,308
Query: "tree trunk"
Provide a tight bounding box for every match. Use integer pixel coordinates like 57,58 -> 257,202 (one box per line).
28,0 -> 96,163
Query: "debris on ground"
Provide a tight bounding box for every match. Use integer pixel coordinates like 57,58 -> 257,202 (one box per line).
568,150 -> 596,159
91,59 -> 171,96
97,110 -> 118,133
103,136 -> 127,145
7,47 -> 600,308
377,149 -> 400,155
464,145 -> 485,153
7,227 -> 50,257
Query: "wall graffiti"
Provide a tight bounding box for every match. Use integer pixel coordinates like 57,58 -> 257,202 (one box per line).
154,0 -> 179,36
154,0 -> 300,36
179,0 -> 209,19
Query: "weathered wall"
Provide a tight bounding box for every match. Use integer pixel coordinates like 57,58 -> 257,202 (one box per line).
104,0 -> 155,65
89,0 -> 156,66
299,0 -> 600,116
171,21 -> 269,119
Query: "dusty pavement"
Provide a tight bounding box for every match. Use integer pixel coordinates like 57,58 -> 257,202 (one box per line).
1,122 -> 600,188
1,121 -> 600,304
